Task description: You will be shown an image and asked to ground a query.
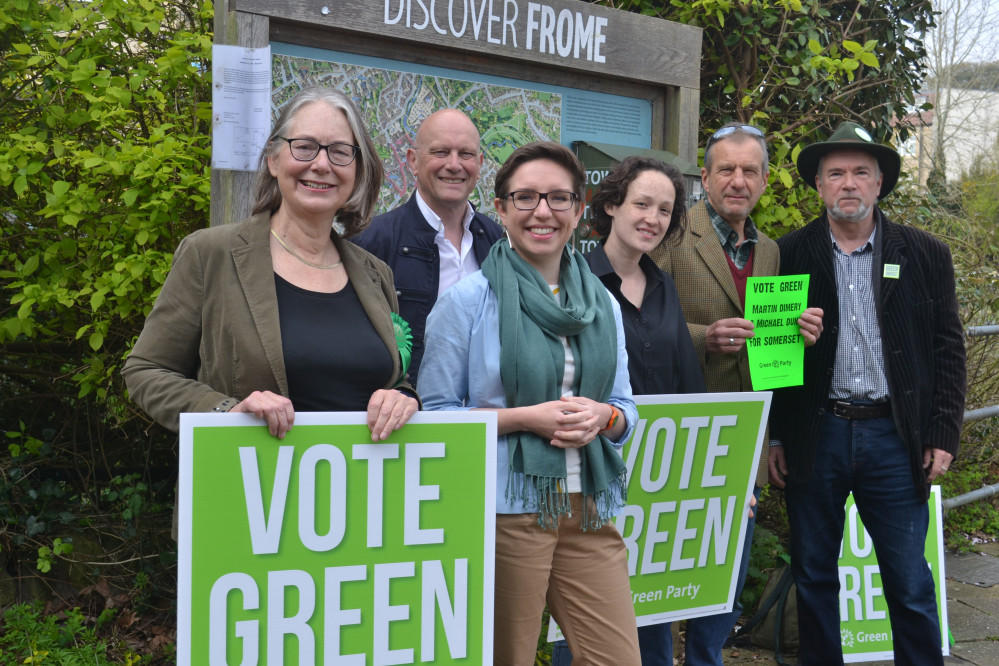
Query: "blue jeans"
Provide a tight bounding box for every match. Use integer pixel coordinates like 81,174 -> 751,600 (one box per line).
786,413 -> 942,666
551,486 -> 761,666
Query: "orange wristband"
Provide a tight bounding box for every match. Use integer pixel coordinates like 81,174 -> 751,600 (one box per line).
600,405 -> 620,432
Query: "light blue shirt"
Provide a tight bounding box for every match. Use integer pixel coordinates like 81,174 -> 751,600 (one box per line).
419,271 -> 637,515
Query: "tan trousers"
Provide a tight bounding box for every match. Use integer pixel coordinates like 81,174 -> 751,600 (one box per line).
492,494 -> 640,665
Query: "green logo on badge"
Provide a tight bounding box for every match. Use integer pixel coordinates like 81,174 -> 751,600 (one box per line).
883,263 -> 900,279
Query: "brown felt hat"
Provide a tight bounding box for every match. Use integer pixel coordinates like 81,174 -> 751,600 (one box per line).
796,122 -> 901,199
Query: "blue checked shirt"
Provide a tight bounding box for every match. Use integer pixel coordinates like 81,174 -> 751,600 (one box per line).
707,202 -> 759,270
829,225 -> 890,402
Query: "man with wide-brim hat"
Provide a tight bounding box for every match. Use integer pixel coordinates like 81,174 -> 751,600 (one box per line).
769,121 -> 966,665
795,121 -> 902,199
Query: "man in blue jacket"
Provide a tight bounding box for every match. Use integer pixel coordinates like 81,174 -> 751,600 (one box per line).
354,109 -> 502,386
770,122 -> 966,665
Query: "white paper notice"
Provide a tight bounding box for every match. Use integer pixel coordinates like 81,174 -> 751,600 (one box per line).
211,45 -> 271,171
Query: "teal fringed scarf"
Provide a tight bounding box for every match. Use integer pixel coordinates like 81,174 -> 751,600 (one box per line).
480,239 -> 627,530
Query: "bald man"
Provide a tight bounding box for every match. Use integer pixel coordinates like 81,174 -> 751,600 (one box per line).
355,109 -> 502,386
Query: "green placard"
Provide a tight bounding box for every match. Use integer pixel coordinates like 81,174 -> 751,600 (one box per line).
178,412 -> 497,665
745,275 -> 810,390
838,487 -> 948,662
548,393 -> 769,641
620,393 -> 769,625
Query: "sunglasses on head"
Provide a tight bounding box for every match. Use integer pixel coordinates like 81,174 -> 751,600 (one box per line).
706,125 -> 765,150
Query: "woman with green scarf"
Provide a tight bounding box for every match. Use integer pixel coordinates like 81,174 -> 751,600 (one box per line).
419,142 -> 641,664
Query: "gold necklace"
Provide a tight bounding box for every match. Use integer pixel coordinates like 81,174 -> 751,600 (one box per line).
270,228 -> 343,270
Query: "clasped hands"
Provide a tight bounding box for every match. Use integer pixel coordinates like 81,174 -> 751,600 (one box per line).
525,395 -> 614,449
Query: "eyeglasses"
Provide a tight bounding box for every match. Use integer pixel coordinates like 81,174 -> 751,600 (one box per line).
505,190 -> 578,211
706,125 -> 765,149
278,137 -> 359,166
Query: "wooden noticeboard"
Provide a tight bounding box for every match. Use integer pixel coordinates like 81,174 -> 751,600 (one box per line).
212,0 -> 702,227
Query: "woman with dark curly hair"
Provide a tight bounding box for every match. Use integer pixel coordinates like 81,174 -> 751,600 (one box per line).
552,156 -> 706,666
586,156 -> 704,398
124,86 -> 417,444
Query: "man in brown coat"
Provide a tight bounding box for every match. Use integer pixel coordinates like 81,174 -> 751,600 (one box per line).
649,123 -> 822,664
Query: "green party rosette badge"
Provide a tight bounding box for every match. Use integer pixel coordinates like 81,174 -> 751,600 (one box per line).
391,312 -> 413,377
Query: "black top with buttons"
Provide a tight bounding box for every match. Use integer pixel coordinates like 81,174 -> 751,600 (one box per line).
585,243 -> 706,396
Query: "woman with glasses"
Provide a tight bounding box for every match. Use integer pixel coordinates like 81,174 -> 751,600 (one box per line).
124,86 -> 417,449
419,142 -> 641,664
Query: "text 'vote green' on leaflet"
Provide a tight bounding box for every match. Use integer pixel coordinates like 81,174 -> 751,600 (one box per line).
745,274 -> 810,390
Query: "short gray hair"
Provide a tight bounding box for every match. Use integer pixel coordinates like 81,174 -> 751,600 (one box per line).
703,122 -> 769,175
252,86 -> 383,237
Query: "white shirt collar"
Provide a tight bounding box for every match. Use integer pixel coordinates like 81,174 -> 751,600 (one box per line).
415,190 -> 475,234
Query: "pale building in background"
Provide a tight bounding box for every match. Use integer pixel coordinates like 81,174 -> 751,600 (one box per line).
898,89 -> 999,185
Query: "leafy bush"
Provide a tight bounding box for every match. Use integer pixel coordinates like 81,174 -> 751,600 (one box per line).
939,420 -> 999,552
594,0 -> 935,235
0,603 -> 136,665
735,483 -> 791,615
0,0 -> 212,602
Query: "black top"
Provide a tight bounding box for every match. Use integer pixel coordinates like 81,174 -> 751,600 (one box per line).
275,273 -> 394,411
585,243 -> 706,396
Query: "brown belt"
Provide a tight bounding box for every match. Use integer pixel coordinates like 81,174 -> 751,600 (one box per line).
827,400 -> 892,419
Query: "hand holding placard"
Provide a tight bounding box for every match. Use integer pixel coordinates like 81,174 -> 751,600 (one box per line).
744,275 -> 810,390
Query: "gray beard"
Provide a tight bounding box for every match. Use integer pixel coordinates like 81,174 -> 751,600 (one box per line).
829,199 -> 873,224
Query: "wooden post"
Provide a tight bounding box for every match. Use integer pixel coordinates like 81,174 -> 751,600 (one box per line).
210,0 -> 268,227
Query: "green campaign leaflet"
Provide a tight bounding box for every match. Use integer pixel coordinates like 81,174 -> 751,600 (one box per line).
177,412 -> 497,665
838,487 -> 948,662
745,275 -> 810,390
548,393 -> 770,640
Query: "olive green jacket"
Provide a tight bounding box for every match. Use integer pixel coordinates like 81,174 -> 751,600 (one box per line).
123,212 -> 413,433
650,201 -> 779,487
